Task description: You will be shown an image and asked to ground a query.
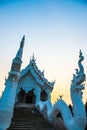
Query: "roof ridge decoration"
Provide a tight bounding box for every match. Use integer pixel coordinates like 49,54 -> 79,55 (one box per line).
20,55 -> 55,88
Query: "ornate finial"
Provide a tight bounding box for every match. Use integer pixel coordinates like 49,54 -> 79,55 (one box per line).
73,74 -> 75,78
79,50 -> 84,62
42,70 -> 45,76
79,50 -> 82,58
20,35 -> 25,48
71,50 -> 86,99
59,95 -> 63,99
78,50 -> 84,74
50,80 -> 55,86
32,53 -> 34,59
32,53 -> 36,62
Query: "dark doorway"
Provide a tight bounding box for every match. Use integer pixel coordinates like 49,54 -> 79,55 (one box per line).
25,90 -> 36,104
17,89 -> 26,103
26,95 -> 33,103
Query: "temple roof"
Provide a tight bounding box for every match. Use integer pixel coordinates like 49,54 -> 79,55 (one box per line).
20,55 -> 55,89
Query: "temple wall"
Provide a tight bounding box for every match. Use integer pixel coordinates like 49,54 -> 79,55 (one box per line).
16,71 -> 50,104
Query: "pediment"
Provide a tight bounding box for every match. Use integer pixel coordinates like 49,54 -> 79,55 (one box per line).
18,70 -> 41,94
18,57 -> 55,94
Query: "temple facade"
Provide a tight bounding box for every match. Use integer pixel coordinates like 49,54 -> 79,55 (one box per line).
0,36 -> 55,130
15,55 -> 55,105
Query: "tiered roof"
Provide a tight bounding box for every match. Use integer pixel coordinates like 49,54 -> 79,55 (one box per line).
20,55 -> 55,90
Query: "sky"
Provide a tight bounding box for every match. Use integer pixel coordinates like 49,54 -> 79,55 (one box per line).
0,0 -> 87,104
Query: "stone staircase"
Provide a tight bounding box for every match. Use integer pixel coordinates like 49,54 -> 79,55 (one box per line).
7,104 -> 56,130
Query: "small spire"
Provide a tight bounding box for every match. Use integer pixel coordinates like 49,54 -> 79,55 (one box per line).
20,35 -> 25,48
32,53 -> 35,60
32,53 -> 36,62
42,69 -> 45,76
59,95 -> 63,99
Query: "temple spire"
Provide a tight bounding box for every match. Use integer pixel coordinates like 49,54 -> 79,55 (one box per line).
20,35 -> 25,48
0,36 -> 25,130
10,36 -> 25,75
16,35 -> 25,59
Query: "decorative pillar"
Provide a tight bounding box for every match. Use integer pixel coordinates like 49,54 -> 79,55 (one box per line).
0,36 -> 25,130
34,88 -> 41,105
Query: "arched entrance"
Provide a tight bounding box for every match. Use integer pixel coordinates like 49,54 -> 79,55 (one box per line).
25,90 -> 36,104
17,89 -> 26,103
40,90 -> 47,101
17,89 -> 36,104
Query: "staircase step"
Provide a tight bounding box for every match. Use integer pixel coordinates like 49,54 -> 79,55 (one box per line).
7,105 -> 56,130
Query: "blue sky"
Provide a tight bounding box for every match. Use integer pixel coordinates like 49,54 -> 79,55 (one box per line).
0,0 -> 87,104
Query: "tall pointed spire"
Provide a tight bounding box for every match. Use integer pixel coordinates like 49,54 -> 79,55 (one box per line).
20,35 -> 25,48
0,36 -> 25,130
10,36 -> 25,75
16,35 -> 25,60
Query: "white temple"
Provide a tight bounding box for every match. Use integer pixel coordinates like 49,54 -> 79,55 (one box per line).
16,54 -> 55,105
0,36 -> 86,130
0,36 -> 55,130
